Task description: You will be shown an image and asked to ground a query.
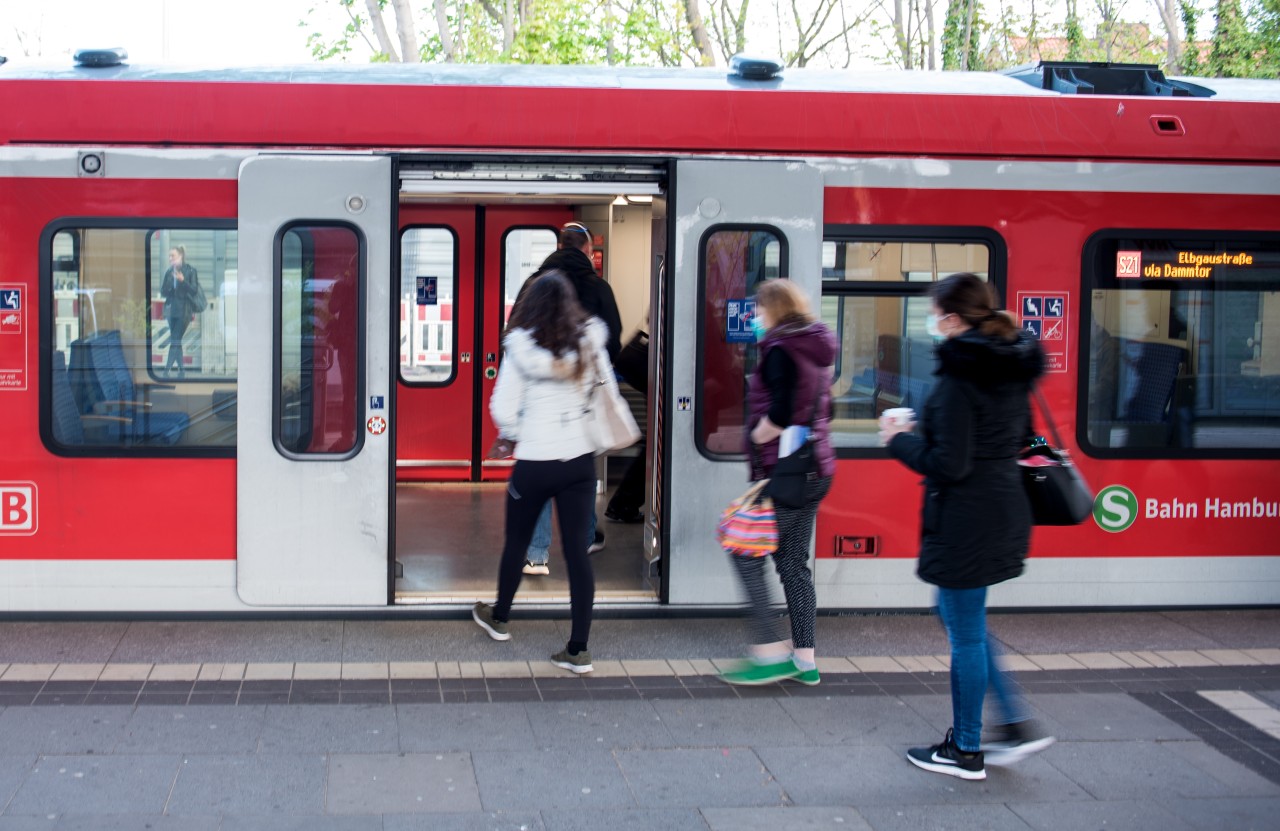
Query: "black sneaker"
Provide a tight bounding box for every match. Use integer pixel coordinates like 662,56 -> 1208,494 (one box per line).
587,531 -> 606,555
604,505 -> 644,523
906,728 -> 986,780
982,720 -> 1056,766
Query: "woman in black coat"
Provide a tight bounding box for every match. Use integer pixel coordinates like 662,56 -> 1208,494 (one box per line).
160,245 -> 201,378
881,273 -> 1054,781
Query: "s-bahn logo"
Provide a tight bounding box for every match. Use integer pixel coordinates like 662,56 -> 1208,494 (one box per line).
0,482 -> 37,535
1093,485 -> 1137,533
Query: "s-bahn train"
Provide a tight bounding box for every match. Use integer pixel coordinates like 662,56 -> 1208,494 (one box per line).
1,52 -> 1277,613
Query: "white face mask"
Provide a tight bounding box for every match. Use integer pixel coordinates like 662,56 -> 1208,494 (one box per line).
926,313 -> 945,338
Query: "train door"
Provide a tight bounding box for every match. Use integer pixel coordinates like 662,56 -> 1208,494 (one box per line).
664,160 -> 823,605
395,206 -> 570,482
236,155 -> 394,605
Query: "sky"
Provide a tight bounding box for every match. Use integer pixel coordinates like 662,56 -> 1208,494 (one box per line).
1,0 -> 335,65
1,0 -> 1169,68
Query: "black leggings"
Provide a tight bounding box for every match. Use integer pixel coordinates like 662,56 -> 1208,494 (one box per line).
166,314 -> 189,372
731,475 -> 832,649
493,454 -> 597,647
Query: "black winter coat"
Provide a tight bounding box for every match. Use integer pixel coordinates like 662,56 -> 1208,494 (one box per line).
888,328 -> 1045,589
523,248 -> 624,362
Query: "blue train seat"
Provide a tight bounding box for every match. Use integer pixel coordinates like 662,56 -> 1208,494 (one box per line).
67,330 -> 190,446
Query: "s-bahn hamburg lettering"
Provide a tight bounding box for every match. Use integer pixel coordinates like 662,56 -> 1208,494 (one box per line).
1142,495 -> 1279,520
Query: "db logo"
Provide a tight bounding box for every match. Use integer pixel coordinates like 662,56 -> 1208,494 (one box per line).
0,482 -> 37,535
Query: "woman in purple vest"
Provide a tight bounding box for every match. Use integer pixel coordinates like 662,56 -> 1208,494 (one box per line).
721,279 -> 837,686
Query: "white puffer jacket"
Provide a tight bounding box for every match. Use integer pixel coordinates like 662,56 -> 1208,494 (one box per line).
490,318 -> 608,461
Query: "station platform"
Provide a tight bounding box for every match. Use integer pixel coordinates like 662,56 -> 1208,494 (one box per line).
0,608 -> 1276,829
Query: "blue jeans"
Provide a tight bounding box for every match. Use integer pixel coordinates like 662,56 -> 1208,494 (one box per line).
527,500 -> 597,565
936,586 -> 1026,752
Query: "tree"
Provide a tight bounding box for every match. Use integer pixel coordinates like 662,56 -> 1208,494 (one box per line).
1208,0 -> 1255,75
1180,0 -> 1203,72
1065,0 -> 1086,58
1256,0 -> 1280,76
1154,0 -> 1184,70
941,0 -> 985,69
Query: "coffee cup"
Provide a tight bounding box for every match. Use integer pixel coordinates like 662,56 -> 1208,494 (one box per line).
882,407 -> 916,427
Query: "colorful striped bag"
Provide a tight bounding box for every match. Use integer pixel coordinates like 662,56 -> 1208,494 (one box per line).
716,481 -> 778,557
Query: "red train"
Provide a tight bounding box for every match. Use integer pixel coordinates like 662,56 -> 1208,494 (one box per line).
1,53 -> 1277,611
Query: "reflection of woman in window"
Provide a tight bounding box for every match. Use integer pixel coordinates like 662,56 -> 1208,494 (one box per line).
160,246 -> 199,378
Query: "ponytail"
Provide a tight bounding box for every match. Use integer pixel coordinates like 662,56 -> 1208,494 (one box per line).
932,273 -> 1018,342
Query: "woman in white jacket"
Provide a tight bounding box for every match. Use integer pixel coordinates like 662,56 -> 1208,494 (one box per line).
472,271 -> 607,673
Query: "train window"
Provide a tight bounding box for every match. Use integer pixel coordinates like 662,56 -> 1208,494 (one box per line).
502,227 -> 557,326
42,223 -> 238,454
277,224 -> 363,457
697,227 -> 785,457
399,227 -> 457,384
819,234 -> 999,451
1083,233 -> 1280,458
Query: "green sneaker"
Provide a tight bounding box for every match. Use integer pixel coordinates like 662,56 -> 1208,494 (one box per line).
551,648 -> 593,674
719,658 -> 801,686
792,666 -> 821,686
472,602 -> 510,642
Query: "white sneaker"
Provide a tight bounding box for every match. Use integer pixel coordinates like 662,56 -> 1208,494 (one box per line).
522,560 -> 550,576
587,531 -> 606,555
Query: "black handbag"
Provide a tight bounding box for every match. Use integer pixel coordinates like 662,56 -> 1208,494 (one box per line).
763,398 -> 820,510
614,330 -> 648,393
1021,386 -> 1093,525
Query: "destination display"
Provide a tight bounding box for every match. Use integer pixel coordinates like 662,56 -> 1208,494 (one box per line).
1115,248 -> 1258,280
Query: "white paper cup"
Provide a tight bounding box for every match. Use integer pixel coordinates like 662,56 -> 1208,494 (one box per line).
882,407 -> 916,427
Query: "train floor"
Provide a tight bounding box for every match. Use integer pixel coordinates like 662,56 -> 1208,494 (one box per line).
394,455 -> 657,604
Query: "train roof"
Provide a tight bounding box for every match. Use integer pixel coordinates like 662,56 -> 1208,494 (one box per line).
2,58 -> 1278,103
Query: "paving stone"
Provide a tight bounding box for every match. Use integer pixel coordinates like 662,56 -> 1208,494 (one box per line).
858,803 -> 1035,830
525,701 -> 676,750
166,754 -> 327,815
0,623 -> 128,664
258,704 -> 399,753
650,698 -> 804,747
327,752 -> 481,814
397,703 -> 536,752
0,820 -> 55,831
54,817 -> 220,830
0,707 -> 130,754
0,756 -> 36,814
778,696 -> 938,746
616,747 -> 785,808
1032,693 -> 1197,742
541,807 -> 711,831
6,755 -> 180,816
472,750 -> 633,811
116,705 -> 266,754
757,744 -> 1091,807
218,817 -> 384,831
381,812 -> 545,830
1043,740 -> 1279,800
1163,796 -> 1280,831
1008,799 -> 1196,830
701,806 -> 873,830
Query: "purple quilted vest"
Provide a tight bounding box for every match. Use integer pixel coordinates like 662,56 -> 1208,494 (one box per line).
745,320 -> 838,481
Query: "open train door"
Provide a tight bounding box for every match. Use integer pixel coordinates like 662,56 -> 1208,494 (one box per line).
236,155 -> 394,605
664,160 -> 823,605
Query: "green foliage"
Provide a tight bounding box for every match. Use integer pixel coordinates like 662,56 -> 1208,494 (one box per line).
1180,0 -> 1203,73
1209,0 -> 1256,75
941,0 -> 986,69
1252,0 -> 1280,76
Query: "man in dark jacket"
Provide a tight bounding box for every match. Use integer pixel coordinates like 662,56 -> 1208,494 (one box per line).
519,222 -> 623,361
516,222 -> 623,570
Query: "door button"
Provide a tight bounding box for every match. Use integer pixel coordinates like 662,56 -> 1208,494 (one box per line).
484,367 -> 498,380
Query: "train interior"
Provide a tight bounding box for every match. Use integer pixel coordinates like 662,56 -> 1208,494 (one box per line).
390,177 -> 667,605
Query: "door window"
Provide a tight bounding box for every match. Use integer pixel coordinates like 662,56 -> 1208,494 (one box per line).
399,227 -> 457,384
277,224 -> 363,456
697,227 -> 784,456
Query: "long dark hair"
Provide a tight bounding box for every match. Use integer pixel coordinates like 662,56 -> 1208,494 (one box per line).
931,272 -> 1018,341
506,270 -> 590,377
